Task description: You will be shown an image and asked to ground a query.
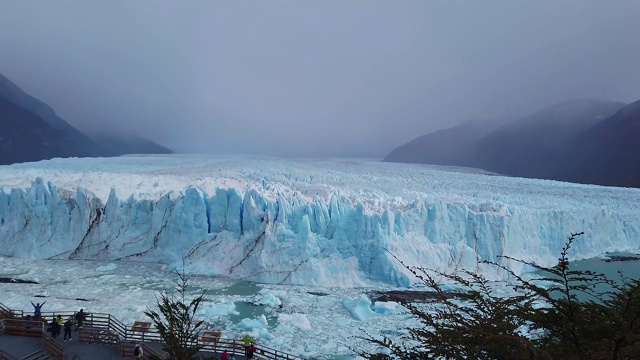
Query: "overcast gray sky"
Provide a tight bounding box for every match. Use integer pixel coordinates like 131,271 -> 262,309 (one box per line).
1,0 -> 639,157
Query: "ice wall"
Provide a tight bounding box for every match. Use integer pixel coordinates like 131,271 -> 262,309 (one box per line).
1,177 -> 639,287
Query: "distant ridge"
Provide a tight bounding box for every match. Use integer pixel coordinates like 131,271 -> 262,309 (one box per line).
384,117 -> 512,167
384,98 -> 640,188
91,133 -> 173,156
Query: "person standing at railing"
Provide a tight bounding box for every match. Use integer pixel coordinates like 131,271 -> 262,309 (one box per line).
242,334 -> 255,358
24,315 -> 33,329
229,353 -> 236,360
54,316 -> 62,339
63,317 -> 73,341
56,315 -> 63,327
247,345 -> 256,360
47,318 -> 60,339
221,349 -> 229,360
75,309 -> 88,331
30,301 -> 45,320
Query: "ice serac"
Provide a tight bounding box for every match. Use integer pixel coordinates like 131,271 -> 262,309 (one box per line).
1,177 -> 640,287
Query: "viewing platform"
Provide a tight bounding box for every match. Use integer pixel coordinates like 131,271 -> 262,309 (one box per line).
0,302 -> 304,360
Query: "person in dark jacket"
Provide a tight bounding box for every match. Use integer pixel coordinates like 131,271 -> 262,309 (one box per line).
133,343 -> 143,359
48,318 -> 60,339
63,317 -> 73,341
53,317 -> 61,339
74,309 -> 88,331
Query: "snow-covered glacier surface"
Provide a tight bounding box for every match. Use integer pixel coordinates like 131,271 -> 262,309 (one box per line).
1,154 -> 639,287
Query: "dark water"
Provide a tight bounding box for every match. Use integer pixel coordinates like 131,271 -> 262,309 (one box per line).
534,253 -> 640,302
205,281 -> 262,296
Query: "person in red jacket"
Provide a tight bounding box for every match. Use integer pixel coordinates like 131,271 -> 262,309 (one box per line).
247,345 -> 256,359
221,350 -> 229,360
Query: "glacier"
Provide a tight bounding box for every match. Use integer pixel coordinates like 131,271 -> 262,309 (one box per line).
1,154 -> 639,287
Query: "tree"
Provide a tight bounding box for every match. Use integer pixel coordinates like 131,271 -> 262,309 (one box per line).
144,268 -> 206,360
361,232 -> 640,359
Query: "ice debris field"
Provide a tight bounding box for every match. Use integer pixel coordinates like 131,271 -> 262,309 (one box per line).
0,256 -> 407,358
1,155 -> 640,358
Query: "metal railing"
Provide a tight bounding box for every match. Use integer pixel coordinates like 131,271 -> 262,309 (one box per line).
42,332 -> 64,360
1,318 -> 45,338
0,349 -> 18,360
119,341 -> 169,360
19,349 -> 49,360
0,303 -> 12,317
0,317 -> 59,360
141,342 -> 169,360
1,302 -> 305,360
0,303 -> 20,319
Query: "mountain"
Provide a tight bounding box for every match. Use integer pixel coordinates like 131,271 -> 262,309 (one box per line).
0,73 -> 110,157
0,99 -> 91,164
472,99 -> 626,178
383,118 -> 511,166
384,98 -> 635,187
554,100 -> 640,187
91,133 -> 173,156
0,73 -> 173,164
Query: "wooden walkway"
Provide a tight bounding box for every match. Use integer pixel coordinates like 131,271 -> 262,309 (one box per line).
0,302 -> 305,360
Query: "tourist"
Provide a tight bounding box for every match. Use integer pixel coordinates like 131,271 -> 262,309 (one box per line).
133,343 -> 143,359
63,317 -> 73,341
221,349 -> 229,360
53,316 -> 62,338
247,344 -> 256,359
74,309 -> 88,331
242,334 -> 254,357
24,315 -> 33,329
48,318 -> 59,339
30,301 -> 45,319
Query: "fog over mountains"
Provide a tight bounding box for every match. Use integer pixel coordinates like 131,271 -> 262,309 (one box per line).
0,73 -> 172,165
4,65 -> 638,189
385,98 -> 640,188
557,99 -> 640,187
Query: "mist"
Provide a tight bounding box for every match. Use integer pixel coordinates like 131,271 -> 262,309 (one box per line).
1,0 -> 639,157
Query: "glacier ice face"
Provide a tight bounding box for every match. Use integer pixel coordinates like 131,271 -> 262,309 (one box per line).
0,155 -> 639,287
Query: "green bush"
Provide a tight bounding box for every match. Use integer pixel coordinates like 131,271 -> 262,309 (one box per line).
362,233 -> 640,360
145,268 -> 206,360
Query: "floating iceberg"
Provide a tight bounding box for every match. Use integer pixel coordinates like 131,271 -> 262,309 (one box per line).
343,295 -> 376,321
